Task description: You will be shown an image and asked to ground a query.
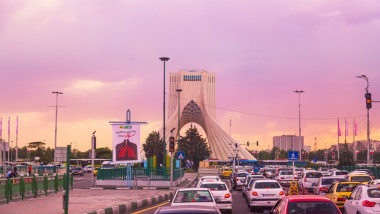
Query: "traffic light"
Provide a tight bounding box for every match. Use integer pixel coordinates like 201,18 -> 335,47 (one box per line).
247,141 -> 249,147
365,93 -> 372,109
169,137 -> 175,152
235,143 -> 238,148
256,141 -> 259,146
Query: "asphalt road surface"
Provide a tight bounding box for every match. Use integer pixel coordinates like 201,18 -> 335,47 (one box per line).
73,171 -> 93,189
130,178 -> 264,214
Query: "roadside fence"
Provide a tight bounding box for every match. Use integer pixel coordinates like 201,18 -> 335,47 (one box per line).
0,173 -> 73,204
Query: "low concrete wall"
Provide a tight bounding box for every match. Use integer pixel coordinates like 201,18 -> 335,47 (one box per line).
96,177 -> 183,187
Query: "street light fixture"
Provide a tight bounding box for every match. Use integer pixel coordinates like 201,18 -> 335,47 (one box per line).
293,90 -> 304,161
159,57 -> 169,167
52,91 -> 63,168
356,75 -> 371,164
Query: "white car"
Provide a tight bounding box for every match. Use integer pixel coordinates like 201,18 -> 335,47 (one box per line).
246,179 -> 284,212
234,171 -> 249,190
171,188 -> 217,207
197,176 -> 221,187
368,179 -> 380,185
199,181 -> 233,214
83,166 -> 93,173
312,176 -> 346,195
299,171 -> 323,193
242,175 -> 265,197
317,167 -> 331,176
329,170 -> 349,178
275,170 -> 297,187
344,184 -> 380,214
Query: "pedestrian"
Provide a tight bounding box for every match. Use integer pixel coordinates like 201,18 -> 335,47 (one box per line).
231,169 -> 238,191
13,165 -> 18,177
7,169 -> 15,179
28,165 -> 32,176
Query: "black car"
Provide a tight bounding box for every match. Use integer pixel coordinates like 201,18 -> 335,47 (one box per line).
72,167 -> 84,176
154,205 -> 221,214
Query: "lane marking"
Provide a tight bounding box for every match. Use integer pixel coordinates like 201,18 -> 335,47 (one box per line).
131,201 -> 169,214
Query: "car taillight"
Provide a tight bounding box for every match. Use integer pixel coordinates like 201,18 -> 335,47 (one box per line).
225,193 -> 231,198
337,198 -> 346,202
236,179 -> 239,181
210,189 -> 216,191
362,200 -> 376,207
280,177 -> 285,179
319,187 -> 328,192
304,177 -> 307,182
252,192 -> 258,196
279,191 -> 284,196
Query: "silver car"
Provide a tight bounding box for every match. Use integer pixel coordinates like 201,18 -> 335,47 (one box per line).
313,176 -> 346,195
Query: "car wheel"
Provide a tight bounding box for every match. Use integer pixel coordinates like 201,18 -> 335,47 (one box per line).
250,206 -> 256,212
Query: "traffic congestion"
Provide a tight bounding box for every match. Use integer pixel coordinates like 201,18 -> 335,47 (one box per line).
154,165 -> 380,214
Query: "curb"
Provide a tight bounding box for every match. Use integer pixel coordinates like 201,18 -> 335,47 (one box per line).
86,191 -> 175,214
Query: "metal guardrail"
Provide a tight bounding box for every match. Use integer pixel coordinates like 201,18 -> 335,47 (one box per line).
0,173 -> 73,204
97,167 -> 185,181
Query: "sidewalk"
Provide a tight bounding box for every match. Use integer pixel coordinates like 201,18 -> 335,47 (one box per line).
0,172 -> 198,214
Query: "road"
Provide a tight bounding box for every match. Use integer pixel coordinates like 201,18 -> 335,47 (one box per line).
73,171 -> 93,189
129,178 -> 265,214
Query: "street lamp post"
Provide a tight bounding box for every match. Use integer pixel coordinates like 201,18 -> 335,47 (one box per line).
356,75 -> 370,165
294,90 -> 304,161
52,91 -> 63,168
159,57 -> 169,167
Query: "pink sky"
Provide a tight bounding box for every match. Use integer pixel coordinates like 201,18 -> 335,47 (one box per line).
0,0 -> 379,153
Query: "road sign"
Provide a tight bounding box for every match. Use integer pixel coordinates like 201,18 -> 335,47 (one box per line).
313,158 -> 318,163
289,181 -> 299,195
177,152 -> 185,160
288,151 -> 299,161
332,152 -> 336,160
55,147 -> 67,162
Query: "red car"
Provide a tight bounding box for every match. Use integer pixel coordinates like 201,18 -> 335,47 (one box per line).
271,195 -> 342,214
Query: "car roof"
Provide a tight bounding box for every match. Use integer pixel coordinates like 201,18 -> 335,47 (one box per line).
199,181 -> 226,185
350,174 -> 371,177
286,195 -> 332,202
157,205 -> 219,213
178,188 -> 210,191
253,179 -> 278,183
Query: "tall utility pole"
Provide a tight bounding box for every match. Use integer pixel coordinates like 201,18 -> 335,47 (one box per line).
294,90 -> 305,161
52,91 -> 63,167
176,89 -> 182,151
159,57 -> 169,167
356,75 -> 370,165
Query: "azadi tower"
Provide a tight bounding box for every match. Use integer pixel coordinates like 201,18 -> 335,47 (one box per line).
159,70 -> 256,161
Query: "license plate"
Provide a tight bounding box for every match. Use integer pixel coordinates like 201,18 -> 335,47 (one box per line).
262,194 -> 275,197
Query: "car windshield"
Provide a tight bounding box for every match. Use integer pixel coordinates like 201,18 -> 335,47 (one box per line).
224,168 -> 232,172
266,169 -> 274,172
368,189 -> 380,198
73,168 -> 82,170
254,182 -> 280,189
174,190 -> 213,203
334,171 -> 345,175
336,184 -> 358,192
287,201 -> 340,214
237,173 -> 247,177
306,172 -> 322,178
322,178 -> 344,185
200,183 -> 227,191
351,176 -> 372,182
280,171 -> 293,175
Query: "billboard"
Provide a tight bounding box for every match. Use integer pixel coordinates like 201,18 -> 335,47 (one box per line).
112,124 -> 140,163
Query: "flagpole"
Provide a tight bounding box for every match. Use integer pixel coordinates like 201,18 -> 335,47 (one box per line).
8,117 -> 10,165
353,118 -> 356,161
337,118 -> 340,161
344,118 -> 347,143
16,116 -> 18,163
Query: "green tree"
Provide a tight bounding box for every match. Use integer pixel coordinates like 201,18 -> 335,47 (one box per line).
177,125 -> 211,169
257,151 -> 272,160
142,131 -> 164,162
95,147 -> 112,159
339,143 -> 355,166
28,141 -> 46,150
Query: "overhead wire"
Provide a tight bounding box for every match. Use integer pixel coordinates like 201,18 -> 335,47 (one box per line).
165,91 -> 366,121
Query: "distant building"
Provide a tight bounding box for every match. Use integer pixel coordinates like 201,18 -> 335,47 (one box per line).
273,135 -> 304,152
304,145 -> 311,152
354,140 -> 380,151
